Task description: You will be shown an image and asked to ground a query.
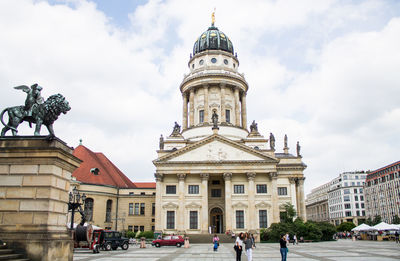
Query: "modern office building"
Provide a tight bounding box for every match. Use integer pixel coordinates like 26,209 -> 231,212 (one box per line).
306,182 -> 330,222
364,160 -> 400,223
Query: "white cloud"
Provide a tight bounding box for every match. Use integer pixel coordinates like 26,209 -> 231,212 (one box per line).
0,0 -> 399,194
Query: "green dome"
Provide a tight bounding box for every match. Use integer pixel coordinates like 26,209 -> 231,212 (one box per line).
193,26 -> 234,55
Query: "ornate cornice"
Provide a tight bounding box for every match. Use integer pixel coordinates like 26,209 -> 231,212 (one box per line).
255,201 -> 272,208
185,202 -> 202,209
232,202 -> 248,208
162,202 -> 179,209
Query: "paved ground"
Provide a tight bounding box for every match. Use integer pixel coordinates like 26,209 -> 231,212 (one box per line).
73,240 -> 400,261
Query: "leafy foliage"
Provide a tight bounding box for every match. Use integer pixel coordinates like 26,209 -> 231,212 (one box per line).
392,215 -> 400,224
336,222 -> 356,232
280,202 -> 297,223
125,231 -> 136,238
137,230 -> 154,239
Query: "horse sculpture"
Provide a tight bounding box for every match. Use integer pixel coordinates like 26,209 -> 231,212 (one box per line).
1,93 -> 70,137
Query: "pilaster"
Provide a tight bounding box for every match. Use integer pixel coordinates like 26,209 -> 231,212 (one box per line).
200,173 -> 209,233
223,173 -> 233,232
154,173 -> 163,231
189,89 -> 195,127
241,92 -> 247,129
247,172 -> 256,230
269,172 -> 279,223
177,173 -> 186,232
234,88 -> 240,126
203,84 -> 209,124
220,83 -> 226,122
182,93 -> 188,130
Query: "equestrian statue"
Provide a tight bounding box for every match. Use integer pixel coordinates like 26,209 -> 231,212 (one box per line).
1,84 -> 71,137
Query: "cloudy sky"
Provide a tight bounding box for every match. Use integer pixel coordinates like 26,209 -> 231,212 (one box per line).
1,0 -> 399,194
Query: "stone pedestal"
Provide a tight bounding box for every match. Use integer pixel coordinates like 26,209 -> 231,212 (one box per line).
0,137 -> 81,261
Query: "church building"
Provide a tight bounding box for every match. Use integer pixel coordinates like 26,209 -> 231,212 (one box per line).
153,18 -> 307,237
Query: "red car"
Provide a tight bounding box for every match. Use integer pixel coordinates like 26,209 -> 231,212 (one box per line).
152,235 -> 184,247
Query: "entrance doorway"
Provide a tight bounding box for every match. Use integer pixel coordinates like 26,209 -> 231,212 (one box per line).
210,207 -> 223,234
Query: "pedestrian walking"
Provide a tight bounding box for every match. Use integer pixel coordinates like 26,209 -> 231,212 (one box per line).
244,233 -> 253,261
213,234 -> 219,251
234,232 -> 244,261
293,234 -> 297,245
251,233 -> 256,248
395,231 -> 399,243
280,234 -> 288,261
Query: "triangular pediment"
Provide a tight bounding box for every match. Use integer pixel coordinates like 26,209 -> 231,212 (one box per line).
154,134 -> 278,163
232,202 -> 248,208
162,202 -> 179,209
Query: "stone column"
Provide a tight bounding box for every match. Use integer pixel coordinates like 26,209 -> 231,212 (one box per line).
182,93 -> 188,130
295,178 -> 301,218
269,172 -> 279,223
241,92 -> 247,129
220,83 -> 226,123
289,177 -> 297,213
0,137 -> 81,261
223,173 -> 233,232
203,84 -> 209,124
189,88 -> 195,127
234,88 -> 240,126
154,173 -> 163,232
177,173 -> 186,232
200,173 -> 209,233
247,173 -> 256,231
298,177 -> 306,221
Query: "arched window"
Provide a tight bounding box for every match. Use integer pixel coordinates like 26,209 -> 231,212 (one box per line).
84,198 -> 94,221
106,199 -> 112,222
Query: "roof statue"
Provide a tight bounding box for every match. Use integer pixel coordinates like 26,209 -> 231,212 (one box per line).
250,120 -> 258,132
159,134 -> 164,150
1,84 -> 70,137
269,132 -> 275,150
211,110 -> 219,129
170,121 -> 181,136
284,134 -> 288,148
211,8 -> 215,26
297,141 -> 301,157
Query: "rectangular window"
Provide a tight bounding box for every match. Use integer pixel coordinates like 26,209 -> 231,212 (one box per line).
344,195 -> 350,201
140,226 -> 144,232
211,189 -> 221,197
129,203 -> 133,215
278,187 -> 288,196
199,110 -> 204,123
226,110 -> 230,123
134,203 -> 139,215
361,203 -> 365,208
344,189 -> 350,194
166,185 -> 176,194
345,211 -> 352,217
234,185 -> 245,194
236,210 -> 244,229
345,203 -> 351,209
129,192 -> 134,195
354,196 -> 358,201
356,210 -> 360,216
355,203 -> 359,208
354,189 -> 357,193
140,203 -> 145,215
212,180 -> 220,185
190,211 -> 198,229
359,188 -> 363,193
128,225 -> 133,231
256,184 -> 267,194
259,210 -> 268,228
188,185 -> 199,194
152,203 -> 155,215
152,226 -> 155,231
134,226 -> 138,232
344,182 -> 348,187
167,211 -> 175,229
362,210 -> 365,216
141,192 -> 145,195
360,195 -> 364,201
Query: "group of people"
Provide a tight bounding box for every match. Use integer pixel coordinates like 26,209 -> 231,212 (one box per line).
233,232 -> 256,261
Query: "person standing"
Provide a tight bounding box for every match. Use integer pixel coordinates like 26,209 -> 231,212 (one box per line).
235,232 -> 244,261
280,234 -> 288,261
244,233 -> 253,261
213,234 -> 219,251
251,234 -> 256,248
293,234 -> 297,245
395,231 -> 399,243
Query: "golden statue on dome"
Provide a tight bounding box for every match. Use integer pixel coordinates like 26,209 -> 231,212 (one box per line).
211,8 -> 215,26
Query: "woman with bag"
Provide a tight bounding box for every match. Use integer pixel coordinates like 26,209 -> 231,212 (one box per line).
213,234 -> 219,251
235,232 -> 244,261
244,233 -> 253,261
279,234 -> 288,261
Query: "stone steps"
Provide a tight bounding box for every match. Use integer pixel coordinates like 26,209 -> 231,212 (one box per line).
186,233 -> 235,244
0,242 -> 29,261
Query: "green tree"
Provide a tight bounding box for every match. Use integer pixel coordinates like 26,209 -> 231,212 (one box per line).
365,217 -> 373,226
336,222 -> 356,232
392,215 -> 400,224
280,202 -> 297,223
313,222 -> 336,241
373,215 -> 382,225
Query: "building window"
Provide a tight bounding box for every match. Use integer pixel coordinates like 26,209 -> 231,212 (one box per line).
152,218 -> 155,222
226,110 -> 230,123
167,211 -> 175,229
345,204 -> 351,209
140,203 -> 145,215
152,226 -> 155,231
166,185 -> 176,194
105,200 -> 112,222
128,225 -> 133,231
234,185 -> 245,194
356,210 -> 360,216
188,185 -> 199,194
344,189 -> 350,194
259,210 -> 268,228
212,180 -> 220,185
359,188 -> 363,193
344,182 -> 348,187
345,211 -> 352,217
141,192 -> 145,195
278,187 -> 287,196
236,210 -> 244,229
199,110 -> 204,123
152,203 -> 155,215
135,203 -> 139,215
190,211 -> 198,229
361,203 -> 365,208
84,198 -> 94,221
355,203 -> 359,208
344,195 -> 350,201
129,203 -> 133,215
256,184 -> 267,194
211,189 -> 221,197
354,196 -> 358,201
129,192 -> 134,195
360,195 -> 364,201
140,226 -> 144,232
134,226 -> 138,232
353,189 -> 357,193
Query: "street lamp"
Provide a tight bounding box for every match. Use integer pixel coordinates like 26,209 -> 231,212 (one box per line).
68,186 -> 86,230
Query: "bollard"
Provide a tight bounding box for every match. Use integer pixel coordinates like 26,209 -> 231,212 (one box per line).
184,237 -> 190,248
140,237 -> 146,248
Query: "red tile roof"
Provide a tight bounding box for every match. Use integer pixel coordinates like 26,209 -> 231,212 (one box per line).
72,145 -> 137,188
133,182 -> 156,189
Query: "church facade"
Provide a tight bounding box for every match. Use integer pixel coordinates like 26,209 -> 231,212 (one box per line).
153,21 -> 306,236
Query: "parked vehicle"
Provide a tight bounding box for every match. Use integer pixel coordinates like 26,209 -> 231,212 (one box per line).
152,235 -> 184,247
102,230 -> 129,251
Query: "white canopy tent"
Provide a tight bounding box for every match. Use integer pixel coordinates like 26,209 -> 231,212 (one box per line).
372,222 -> 400,231
351,223 -> 374,232
66,223 -> 102,230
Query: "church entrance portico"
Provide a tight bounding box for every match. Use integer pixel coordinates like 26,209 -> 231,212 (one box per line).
210,207 -> 224,233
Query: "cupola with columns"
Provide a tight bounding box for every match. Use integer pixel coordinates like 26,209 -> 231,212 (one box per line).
180,17 -> 249,141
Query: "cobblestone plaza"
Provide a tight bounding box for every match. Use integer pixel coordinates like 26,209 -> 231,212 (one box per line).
73,240 -> 400,261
